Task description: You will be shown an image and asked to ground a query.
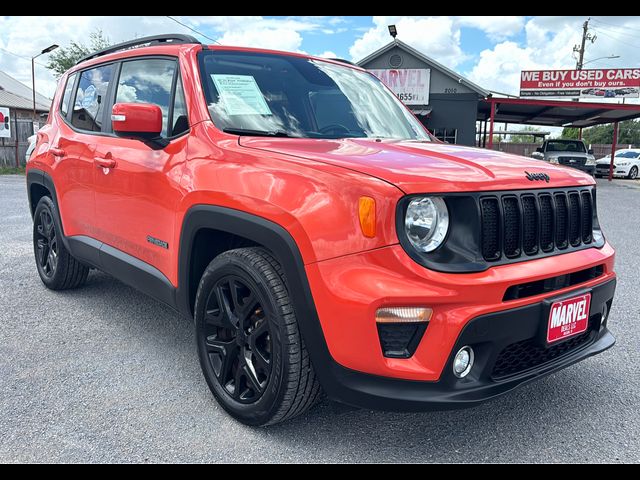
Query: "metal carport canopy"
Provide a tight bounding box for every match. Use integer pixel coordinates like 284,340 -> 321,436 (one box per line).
477,96 -> 640,181
478,96 -> 640,128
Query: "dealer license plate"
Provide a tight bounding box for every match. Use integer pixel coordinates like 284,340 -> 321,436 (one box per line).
547,293 -> 591,344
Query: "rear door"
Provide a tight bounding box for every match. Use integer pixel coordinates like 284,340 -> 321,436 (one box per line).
92,57 -> 190,283
53,64 -> 115,238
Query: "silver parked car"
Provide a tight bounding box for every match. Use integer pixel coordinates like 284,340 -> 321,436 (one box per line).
531,139 -> 596,176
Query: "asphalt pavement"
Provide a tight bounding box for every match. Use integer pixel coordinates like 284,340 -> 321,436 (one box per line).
0,174 -> 638,463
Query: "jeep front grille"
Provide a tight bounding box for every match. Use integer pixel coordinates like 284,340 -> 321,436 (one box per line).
480,188 -> 594,263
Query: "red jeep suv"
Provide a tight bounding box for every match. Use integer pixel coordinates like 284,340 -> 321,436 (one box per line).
26,35 -> 616,426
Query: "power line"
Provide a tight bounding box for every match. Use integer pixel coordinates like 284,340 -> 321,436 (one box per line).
591,17 -> 638,31
0,47 -> 48,67
593,29 -> 640,49
591,23 -> 640,42
165,16 -> 221,45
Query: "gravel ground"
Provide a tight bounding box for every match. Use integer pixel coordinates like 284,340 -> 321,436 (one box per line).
0,175 -> 638,463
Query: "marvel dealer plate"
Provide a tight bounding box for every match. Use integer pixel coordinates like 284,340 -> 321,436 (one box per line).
547,293 -> 591,344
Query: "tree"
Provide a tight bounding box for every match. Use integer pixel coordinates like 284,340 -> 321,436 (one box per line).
560,127 -> 580,140
560,120 -> 640,145
507,126 -> 544,143
583,120 -> 640,145
46,30 -> 111,78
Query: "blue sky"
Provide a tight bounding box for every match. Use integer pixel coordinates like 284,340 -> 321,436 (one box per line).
282,15 -> 515,72
0,15 -> 637,100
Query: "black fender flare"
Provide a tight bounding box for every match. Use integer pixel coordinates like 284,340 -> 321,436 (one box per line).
176,205 -> 339,390
26,168 -> 72,252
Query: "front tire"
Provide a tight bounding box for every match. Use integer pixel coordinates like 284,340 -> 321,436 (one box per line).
194,247 -> 322,426
33,196 -> 89,290
628,166 -> 638,180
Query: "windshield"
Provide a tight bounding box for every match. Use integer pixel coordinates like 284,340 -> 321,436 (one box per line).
546,140 -> 586,153
198,51 -> 430,140
615,150 -> 640,158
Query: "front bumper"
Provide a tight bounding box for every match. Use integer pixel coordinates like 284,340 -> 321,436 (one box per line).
303,240 -> 616,409
318,278 -> 616,411
596,165 -> 631,177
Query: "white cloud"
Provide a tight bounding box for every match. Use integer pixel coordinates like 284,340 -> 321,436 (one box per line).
217,28 -> 303,51
455,16 -> 524,41
315,51 -> 338,59
0,16 -> 323,99
349,16 -> 467,68
466,16 -> 640,100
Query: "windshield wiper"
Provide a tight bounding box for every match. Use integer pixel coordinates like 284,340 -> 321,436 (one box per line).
222,128 -> 293,138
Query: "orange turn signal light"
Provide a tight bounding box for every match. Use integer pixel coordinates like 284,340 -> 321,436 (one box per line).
358,196 -> 376,238
375,307 -> 433,324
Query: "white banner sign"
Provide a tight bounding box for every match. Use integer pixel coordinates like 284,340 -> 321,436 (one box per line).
369,68 -> 431,105
0,107 -> 10,139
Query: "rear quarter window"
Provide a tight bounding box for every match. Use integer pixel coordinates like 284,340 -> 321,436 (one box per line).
71,63 -> 115,133
60,73 -> 76,117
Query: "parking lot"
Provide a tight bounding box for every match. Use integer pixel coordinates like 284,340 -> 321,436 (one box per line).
0,174 -> 639,463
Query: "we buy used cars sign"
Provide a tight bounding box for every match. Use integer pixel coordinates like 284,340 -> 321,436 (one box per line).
520,68 -> 640,99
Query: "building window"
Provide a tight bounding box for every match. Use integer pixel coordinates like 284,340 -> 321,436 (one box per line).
434,128 -> 457,144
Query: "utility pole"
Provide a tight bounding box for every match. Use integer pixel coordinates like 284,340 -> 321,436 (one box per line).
573,18 -> 596,70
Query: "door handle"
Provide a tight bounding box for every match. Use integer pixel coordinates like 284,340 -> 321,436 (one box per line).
49,147 -> 65,157
94,157 -> 116,169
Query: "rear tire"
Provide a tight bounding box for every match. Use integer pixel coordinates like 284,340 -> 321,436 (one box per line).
194,247 -> 322,426
33,196 -> 89,290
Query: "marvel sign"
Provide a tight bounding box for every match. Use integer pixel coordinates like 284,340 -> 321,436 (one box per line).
520,68 -> 640,99
369,68 -> 431,105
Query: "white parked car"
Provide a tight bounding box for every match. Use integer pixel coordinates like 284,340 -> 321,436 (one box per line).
595,149 -> 640,179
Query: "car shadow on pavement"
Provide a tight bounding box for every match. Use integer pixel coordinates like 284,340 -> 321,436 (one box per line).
54,270 -> 627,463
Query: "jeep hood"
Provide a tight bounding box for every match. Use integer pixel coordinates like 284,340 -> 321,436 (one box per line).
239,138 -> 595,194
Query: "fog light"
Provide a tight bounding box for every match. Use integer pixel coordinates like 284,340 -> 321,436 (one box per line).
453,346 -> 474,378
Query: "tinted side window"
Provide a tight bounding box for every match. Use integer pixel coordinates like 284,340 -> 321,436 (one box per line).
71,64 -> 114,132
171,77 -> 189,137
116,58 -> 177,138
60,73 -> 76,117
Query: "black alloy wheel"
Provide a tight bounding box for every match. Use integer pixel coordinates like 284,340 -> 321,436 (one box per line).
203,275 -> 272,403
195,248 -> 322,426
35,208 -> 58,278
32,196 -> 89,290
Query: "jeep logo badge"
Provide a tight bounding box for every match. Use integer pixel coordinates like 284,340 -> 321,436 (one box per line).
525,171 -> 550,183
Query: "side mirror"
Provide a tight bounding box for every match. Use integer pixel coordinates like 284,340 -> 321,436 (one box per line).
536,147 -> 543,153
112,103 -> 162,141
588,148 -> 594,154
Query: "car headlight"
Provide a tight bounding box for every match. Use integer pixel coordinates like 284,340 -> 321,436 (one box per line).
586,157 -> 596,166
617,161 -> 629,166
404,197 -> 449,253
548,157 -> 559,164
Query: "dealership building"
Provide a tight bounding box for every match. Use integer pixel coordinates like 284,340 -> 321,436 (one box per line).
357,39 -> 489,146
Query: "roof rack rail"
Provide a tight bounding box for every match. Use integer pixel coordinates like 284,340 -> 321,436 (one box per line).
327,58 -> 357,66
75,34 -> 201,65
